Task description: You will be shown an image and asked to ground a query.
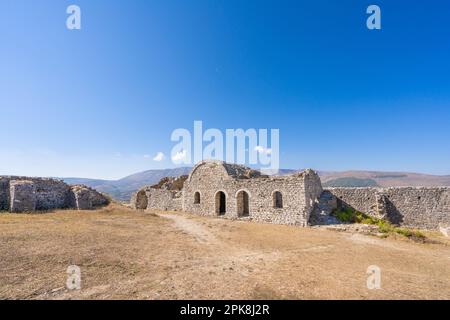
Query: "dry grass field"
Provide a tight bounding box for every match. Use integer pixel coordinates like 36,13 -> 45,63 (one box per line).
0,204 -> 449,300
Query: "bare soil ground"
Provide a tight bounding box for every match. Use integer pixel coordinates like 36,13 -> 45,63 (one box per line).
1,204 -> 449,300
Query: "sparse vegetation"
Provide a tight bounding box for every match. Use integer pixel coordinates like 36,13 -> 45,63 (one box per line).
332,207 -> 426,241
332,207 -> 378,224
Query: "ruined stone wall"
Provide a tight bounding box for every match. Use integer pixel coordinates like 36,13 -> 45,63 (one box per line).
10,180 -> 37,212
327,187 -> 450,229
33,178 -> 72,210
130,161 -> 449,230
147,188 -> 182,211
182,161 -> 323,226
0,176 -> 109,213
303,169 -> 324,222
327,188 -> 379,215
0,178 -> 10,211
131,187 -> 182,211
70,185 -> 110,210
3,177 -> 72,211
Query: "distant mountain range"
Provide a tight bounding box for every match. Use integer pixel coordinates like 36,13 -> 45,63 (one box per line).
319,170 -> 450,188
62,168 -> 450,202
63,167 -> 192,201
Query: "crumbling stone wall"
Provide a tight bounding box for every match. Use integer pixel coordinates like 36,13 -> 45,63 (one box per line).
0,176 -> 109,213
327,187 -> 450,229
148,189 -> 182,211
0,178 -> 10,211
131,187 -> 182,211
10,180 -> 37,212
132,190 -> 148,210
70,185 -> 110,210
33,178 -> 73,210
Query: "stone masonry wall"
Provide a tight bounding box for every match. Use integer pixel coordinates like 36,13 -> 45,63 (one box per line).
148,189 -> 182,211
33,178 -> 73,210
130,161 -> 449,230
182,161 -> 323,226
0,176 -> 109,213
0,177 -> 10,211
303,169 -> 324,223
131,187 -> 182,211
70,185 -> 110,210
328,187 -> 450,229
10,180 -> 37,212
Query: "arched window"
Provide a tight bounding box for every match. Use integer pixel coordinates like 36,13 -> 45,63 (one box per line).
194,192 -> 201,204
273,191 -> 283,209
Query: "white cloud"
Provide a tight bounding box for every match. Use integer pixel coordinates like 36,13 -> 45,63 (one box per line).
172,150 -> 187,161
143,154 -> 151,159
153,152 -> 165,162
254,146 -> 272,155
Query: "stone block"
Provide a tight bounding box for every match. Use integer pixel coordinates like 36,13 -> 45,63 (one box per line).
10,180 -> 37,212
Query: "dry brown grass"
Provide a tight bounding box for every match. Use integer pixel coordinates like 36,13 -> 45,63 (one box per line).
1,204 -> 449,300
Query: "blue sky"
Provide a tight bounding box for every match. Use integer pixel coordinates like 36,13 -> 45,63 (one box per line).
1,0 -> 450,179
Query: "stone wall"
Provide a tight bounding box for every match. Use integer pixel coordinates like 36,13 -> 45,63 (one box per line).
131,161 -> 323,226
0,177 -> 10,211
70,185 -> 110,210
131,187 -> 182,211
0,176 -> 109,213
148,189 -> 182,211
327,187 -> 450,229
129,161 -> 450,230
33,178 -> 73,210
10,180 -> 37,212
181,161 -> 323,226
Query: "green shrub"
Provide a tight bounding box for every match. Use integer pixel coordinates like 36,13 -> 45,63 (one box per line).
333,207 -> 380,225
378,222 -> 394,233
333,207 -> 356,222
332,207 -> 426,241
393,227 -> 426,240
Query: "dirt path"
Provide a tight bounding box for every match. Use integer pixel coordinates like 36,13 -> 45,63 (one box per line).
158,212 -> 218,244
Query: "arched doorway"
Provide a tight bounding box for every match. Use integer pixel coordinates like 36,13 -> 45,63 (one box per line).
135,190 -> 148,210
194,192 -> 201,204
236,190 -> 249,217
215,191 -> 226,215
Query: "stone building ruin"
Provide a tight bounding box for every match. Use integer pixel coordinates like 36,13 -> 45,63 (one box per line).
132,160 -> 450,230
133,160 -> 323,226
0,176 -> 109,213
